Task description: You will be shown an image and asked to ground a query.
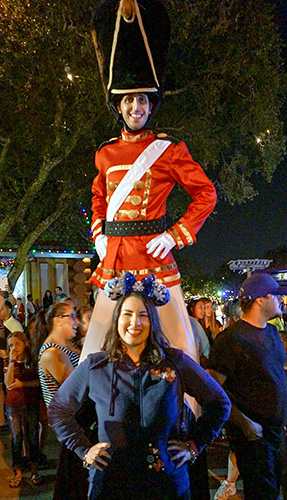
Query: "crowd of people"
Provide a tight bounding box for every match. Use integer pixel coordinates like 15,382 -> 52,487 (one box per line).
0,270 -> 286,500
1,2 -> 287,498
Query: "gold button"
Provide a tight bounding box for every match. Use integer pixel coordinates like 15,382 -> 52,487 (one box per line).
127,210 -> 139,220
133,181 -> 144,191
126,195 -> 142,206
108,182 -> 119,191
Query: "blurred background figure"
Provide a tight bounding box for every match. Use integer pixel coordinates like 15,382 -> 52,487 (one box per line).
200,298 -> 222,347
188,298 -> 205,322
54,287 -> 67,303
42,290 -> 53,310
0,301 -> 23,334
15,298 -> 25,328
5,331 -> 42,488
222,299 -> 242,329
26,316 -> 36,344
73,305 -> 93,351
26,294 -> 36,323
187,299 -> 210,363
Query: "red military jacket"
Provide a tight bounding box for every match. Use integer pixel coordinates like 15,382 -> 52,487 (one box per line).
90,129 -> 217,289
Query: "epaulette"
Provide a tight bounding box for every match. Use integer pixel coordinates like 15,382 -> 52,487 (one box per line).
156,132 -> 181,146
97,136 -> 121,152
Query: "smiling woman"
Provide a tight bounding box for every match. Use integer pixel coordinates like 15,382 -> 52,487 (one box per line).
37,301 -> 92,500
38,302 -> 80,408
48,274 -> 231,500
117,295 -> 150,360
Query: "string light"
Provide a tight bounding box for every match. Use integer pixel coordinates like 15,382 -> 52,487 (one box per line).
0,259 -> 14,270
1,203 -> 95,260
30,248 -> 96,255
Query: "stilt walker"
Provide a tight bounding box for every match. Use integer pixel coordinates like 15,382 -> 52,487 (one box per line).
81,1 -> 217,413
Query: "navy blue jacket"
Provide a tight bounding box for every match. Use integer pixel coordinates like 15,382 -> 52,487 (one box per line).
48,348 -> 230,498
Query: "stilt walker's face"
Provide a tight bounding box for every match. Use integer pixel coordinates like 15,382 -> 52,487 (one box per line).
117,93 -> 152,131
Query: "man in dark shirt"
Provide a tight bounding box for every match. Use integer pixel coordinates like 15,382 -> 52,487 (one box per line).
208,273 -> 287,500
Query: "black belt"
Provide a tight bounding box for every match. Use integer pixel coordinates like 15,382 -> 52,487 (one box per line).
102,215 -> 168,237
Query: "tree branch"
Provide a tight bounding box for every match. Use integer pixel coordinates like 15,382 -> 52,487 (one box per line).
0,131 -> 81,244
7,186 -> 86,290
0,136 -> 11,171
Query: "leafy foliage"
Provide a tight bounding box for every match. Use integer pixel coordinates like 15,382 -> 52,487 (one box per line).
0,0 -> 286,288
160,0 -> 286,204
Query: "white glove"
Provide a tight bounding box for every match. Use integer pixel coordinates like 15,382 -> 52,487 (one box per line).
95,234 -> 108,261
146,231 -> 176,259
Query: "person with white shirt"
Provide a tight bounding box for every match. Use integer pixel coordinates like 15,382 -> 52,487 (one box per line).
0,301 -> 23,334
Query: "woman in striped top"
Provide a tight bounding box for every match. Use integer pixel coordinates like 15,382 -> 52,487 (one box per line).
38,301 -> 87,500
38,302 -> 80,408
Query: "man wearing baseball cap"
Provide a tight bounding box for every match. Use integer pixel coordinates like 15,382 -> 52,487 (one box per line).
208,273 -> 287,500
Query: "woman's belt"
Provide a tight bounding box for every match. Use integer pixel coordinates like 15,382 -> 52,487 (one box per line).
102,215 -> 168,237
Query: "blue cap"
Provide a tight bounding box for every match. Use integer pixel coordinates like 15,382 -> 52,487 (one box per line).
239,273 -> 287,300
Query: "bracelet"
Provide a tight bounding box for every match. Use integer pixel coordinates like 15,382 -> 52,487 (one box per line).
9,360 -> 16,364
185,441 -> 198,464
82,451 -> 91,470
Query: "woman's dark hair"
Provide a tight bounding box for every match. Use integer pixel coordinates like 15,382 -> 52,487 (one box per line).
102,292 -> 169,364
31,303 -> 70,359
76,305 -> 93,336
187,298 -> 204,317
43,289 -> 53,309
45,302 -> 70,333
199,297 -> 221,338
31,309 -> 49,360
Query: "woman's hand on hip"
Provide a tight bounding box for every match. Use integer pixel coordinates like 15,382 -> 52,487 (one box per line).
168,439 -> 198,468
85,442 -> 111,471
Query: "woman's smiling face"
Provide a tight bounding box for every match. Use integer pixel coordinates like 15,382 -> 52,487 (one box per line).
117,296 -> 150,352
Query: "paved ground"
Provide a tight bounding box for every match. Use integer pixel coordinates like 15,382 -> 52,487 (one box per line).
0,425 -> 59,500
0,424 -> 284,500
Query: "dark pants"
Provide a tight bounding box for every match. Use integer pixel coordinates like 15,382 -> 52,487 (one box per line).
189,449 -> 210,500
6,402 -> 39,469
94,486 -> 191,500
233,431 -> 281,500
88,467 -> 191,500
53,444 -> 89,500
279,433 -> 287,500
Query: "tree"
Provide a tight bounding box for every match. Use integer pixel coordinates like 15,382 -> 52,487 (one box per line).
264,245 -> 287,267
0,0 -> 108,288
0,0 -> 286,290
161,0 -> 286,204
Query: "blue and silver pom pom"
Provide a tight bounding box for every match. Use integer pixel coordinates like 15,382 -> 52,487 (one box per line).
104,271 -> 170,306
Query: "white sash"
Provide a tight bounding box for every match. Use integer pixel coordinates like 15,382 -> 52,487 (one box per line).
106,139 -> 171,222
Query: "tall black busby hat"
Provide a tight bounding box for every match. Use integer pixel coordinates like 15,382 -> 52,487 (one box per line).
92,0 -> 171,106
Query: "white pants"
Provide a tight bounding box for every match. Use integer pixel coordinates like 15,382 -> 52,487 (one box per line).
80,284 -> 199,414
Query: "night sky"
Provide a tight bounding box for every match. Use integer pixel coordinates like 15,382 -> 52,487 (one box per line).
190,158 -> 287,273
186,0 -> 287,274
